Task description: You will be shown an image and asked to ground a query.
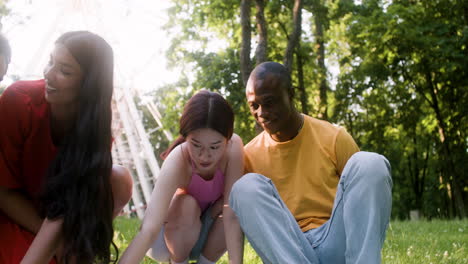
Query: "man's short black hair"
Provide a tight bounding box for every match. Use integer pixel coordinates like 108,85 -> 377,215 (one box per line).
252,61 -> 294,98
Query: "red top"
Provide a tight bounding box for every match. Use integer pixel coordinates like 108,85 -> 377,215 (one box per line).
0,79 -> 57,263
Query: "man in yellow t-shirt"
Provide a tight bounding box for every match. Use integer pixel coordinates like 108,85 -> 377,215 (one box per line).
229,62 -> 393,264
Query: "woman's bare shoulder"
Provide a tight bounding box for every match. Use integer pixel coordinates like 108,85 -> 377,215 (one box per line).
161,142 -> 192,186
229,134 -> 244,153
225,133 -> 244,165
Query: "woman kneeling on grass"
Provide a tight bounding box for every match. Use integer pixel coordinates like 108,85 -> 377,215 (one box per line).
119,90 -> 244,264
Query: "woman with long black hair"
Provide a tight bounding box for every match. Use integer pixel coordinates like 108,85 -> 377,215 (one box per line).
0,31 -> 133,263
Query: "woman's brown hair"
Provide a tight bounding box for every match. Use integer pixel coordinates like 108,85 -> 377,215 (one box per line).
161,90 -> 234,160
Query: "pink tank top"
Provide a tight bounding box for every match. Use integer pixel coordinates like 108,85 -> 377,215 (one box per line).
186,161 -> 225,212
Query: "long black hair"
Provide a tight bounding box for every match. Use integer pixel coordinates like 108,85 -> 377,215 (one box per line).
40,31 -> 117,263
161,90 -> 234,159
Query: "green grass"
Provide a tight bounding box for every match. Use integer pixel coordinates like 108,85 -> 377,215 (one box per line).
382,220 -> 467,264
114,218 -> 467,263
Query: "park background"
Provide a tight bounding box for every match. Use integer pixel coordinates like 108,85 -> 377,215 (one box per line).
0,0 -> 466,263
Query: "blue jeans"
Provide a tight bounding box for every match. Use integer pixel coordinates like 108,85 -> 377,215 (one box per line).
229,152 -> 392,264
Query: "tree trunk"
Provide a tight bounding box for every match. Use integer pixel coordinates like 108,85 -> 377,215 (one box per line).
295,45 -> 308,114
313,3 -> 329,120
408,134 -> 428,212
284,0 -> 302,74
240,0 -> 252,86
255,0 -> 267,65
424,67 -> 465,218
421,141 -> 430,206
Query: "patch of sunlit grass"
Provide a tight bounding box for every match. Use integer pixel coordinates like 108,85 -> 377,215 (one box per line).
382,220 -> 467,264
114,218 -> 467,263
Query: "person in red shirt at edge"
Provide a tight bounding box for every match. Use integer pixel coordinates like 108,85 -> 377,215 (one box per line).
0,31 -> 133,264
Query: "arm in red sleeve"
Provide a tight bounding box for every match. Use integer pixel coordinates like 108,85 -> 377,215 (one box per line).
0,84 -> 43,234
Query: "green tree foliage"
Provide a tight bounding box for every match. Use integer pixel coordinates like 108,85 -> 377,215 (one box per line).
156,0 -> 257,145
331,0 -> 467,218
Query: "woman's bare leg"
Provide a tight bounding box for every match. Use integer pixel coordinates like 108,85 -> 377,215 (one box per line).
165,193 -> 202,262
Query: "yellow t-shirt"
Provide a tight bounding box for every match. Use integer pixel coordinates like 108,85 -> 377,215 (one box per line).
244,115 -> 359,232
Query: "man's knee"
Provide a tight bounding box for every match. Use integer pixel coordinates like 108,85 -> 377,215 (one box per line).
229,173 -> 267,209
348,152 -> 392,187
